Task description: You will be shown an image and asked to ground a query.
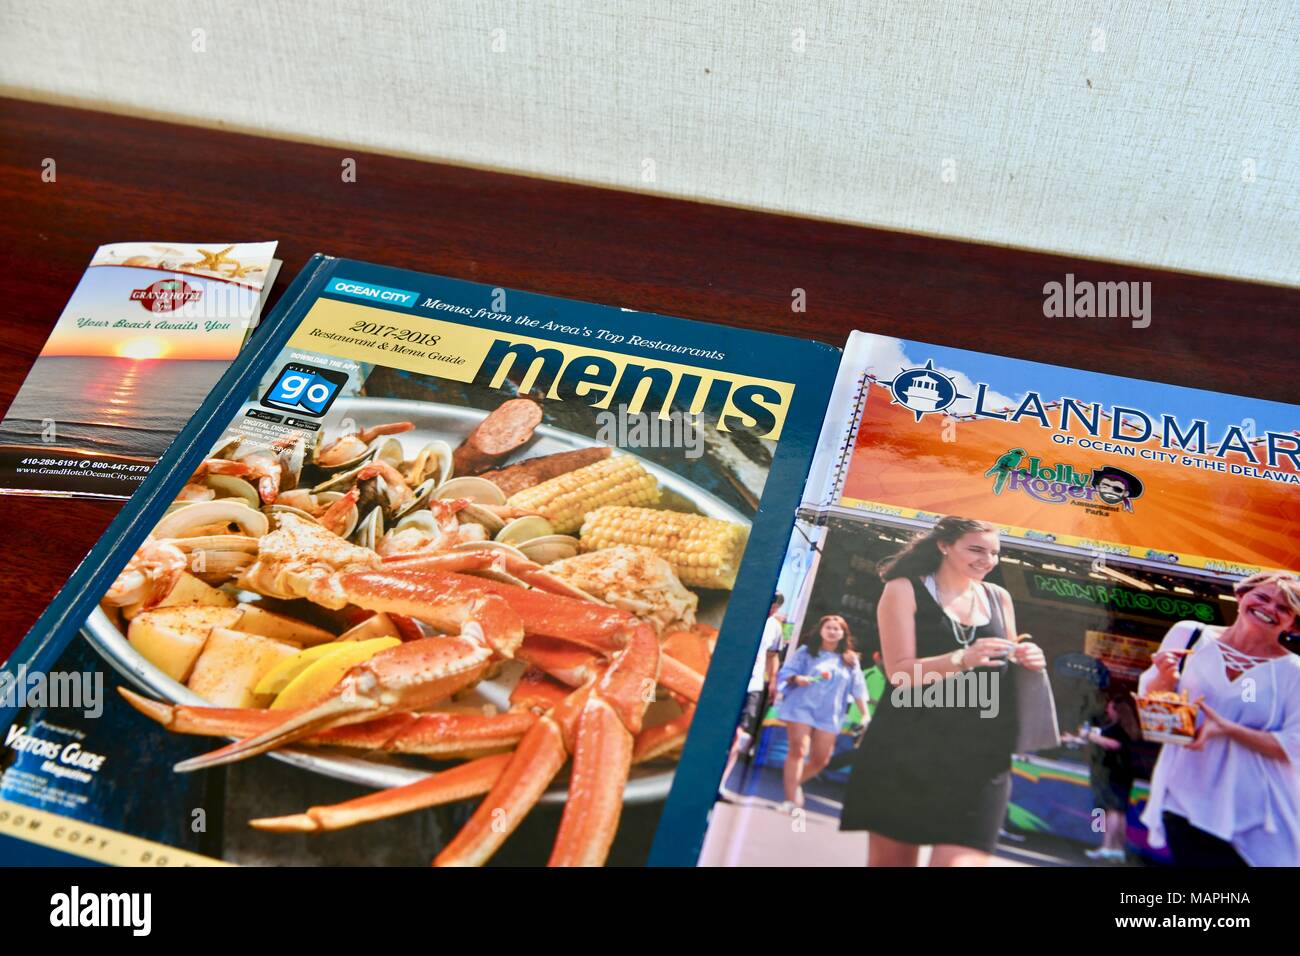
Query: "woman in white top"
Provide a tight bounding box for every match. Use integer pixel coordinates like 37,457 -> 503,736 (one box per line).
1138,572 -> 1300,866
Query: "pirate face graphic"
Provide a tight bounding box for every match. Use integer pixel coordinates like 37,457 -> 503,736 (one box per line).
1095,477 -> 1129,503
1091,465 -> 1144,510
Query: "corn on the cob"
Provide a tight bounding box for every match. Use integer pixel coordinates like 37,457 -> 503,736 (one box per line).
506,456 -> 660,533
579,505 -> 748,590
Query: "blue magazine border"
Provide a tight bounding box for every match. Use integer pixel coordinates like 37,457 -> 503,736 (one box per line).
1,256 -> 841,865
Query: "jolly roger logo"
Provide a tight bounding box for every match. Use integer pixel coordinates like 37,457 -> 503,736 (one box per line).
985,448 -> 1145,512
129,277 -> 202,313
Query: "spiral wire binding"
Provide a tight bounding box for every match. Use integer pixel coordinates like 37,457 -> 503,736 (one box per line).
820,370 -> 872,513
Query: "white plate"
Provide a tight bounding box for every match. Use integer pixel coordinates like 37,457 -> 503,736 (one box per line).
83,397 -> 748,805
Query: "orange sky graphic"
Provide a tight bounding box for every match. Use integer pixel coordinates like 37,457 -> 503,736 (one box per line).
42,324 -> 243,361
843,384 -> 1300,571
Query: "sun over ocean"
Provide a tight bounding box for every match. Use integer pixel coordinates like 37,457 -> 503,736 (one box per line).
0,355 -> 230,459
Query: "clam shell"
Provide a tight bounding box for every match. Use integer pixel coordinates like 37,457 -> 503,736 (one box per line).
264,504 -> 322,531
517,534 -> 580,565
405,440 -> 453,487
352,507 -> 384,551
174,538 -> 256,582
164,535 -> 258,583
167,534 -> 261,554
323,500 -> 359,539
154,500 -> 268,539
312,436 -> 378,474
203,475 -> 261,510
459,503 -> 505,536
310,462 -> 368,494
496,515 -> 554,545
392,478 -> 438,521
191,553 -> 253,583
373,437 -> 406,468
434,476 -> 506,505
395,510 -> 439,533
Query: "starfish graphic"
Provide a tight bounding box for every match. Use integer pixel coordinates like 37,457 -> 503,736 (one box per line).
224,262 -> 264,279
184,245 -> 238,272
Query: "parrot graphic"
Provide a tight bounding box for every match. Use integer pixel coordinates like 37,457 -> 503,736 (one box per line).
985,448 -> 1025,495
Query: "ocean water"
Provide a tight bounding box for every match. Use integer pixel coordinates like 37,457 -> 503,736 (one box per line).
0,356 -> 230,458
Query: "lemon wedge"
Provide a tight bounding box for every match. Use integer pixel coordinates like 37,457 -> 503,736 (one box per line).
254,643 -> 351,699
268,637 -> 401,710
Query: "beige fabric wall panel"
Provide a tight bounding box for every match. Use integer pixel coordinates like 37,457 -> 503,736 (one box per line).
1,1 -> 1295,284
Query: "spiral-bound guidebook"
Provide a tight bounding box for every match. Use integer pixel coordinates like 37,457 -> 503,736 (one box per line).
1,268 -> 1297,868
683,331 -> 1299,868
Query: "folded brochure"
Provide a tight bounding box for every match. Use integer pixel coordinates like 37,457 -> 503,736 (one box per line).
0,256 -> 1295,867
0,242 -> 280,499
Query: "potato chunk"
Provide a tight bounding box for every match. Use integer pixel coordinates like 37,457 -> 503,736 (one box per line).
234,605 -> 335,646
127,606 -> 245,683
186,628 -> 301,707
121,572 -> 236,621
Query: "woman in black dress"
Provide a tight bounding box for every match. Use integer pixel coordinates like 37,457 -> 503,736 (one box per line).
840,516 -> 1047,866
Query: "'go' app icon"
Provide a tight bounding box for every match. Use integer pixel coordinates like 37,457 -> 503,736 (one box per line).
261,363 -> 348,417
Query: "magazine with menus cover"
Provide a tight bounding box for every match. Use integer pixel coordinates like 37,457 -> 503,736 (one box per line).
0,255 -> 838,866
0,241 -> 280,499
677,331 -> 1299,868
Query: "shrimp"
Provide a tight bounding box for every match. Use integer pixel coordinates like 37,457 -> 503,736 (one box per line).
105,536 -> 187,609
316,422 -> 414,468
179,458 -> 253,500
377,498 -> 484,557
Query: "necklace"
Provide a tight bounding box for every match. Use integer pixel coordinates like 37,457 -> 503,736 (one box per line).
936,579 -> 979,647
950,619 -> 978,647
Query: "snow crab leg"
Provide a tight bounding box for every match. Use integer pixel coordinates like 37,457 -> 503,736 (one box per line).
433,628 -> 658,866
118,690 -> 537,759
166,567 -> 530,771
119,541 -> 711,865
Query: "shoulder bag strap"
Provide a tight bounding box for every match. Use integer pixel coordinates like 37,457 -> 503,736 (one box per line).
1177,626 -> 1203,674
982,582 -> 1007,638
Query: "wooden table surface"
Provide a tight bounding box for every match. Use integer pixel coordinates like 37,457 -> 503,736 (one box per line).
0,95 -> 1296,663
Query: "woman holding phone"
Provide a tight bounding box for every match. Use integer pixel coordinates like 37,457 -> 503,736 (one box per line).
1138,572 -> 1300,866
776,614 -> 868,812
840,516 -> 1047,866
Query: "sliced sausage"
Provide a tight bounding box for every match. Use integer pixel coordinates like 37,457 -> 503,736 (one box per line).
478,446 -> 612,497
453,398 -> 543,475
